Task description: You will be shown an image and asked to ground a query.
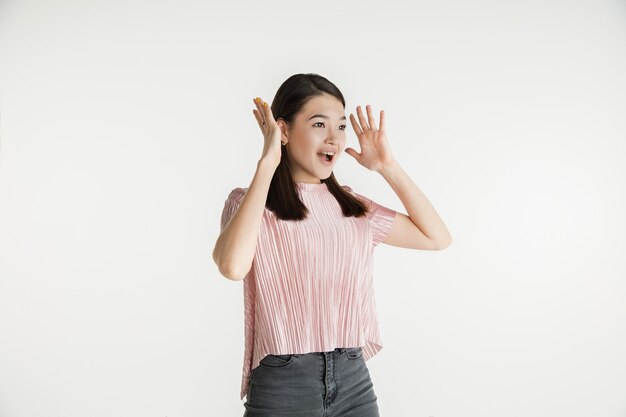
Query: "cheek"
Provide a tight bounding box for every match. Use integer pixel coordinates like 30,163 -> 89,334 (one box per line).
291,146 -> 315,163
338,138 -> 346,150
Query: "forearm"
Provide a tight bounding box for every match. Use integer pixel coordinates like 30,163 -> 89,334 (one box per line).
213,158 -> 277,280
378,159 -> 452,246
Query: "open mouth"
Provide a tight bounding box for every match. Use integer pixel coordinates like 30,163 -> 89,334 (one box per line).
317,152 -> 335,164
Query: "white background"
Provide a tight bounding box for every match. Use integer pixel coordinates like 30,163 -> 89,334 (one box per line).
1,0 -> 625,416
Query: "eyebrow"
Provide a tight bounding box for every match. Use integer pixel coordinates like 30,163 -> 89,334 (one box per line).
308,114 -> 347,121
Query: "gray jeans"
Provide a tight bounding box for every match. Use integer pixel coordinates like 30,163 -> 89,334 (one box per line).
243,347 -> 380,417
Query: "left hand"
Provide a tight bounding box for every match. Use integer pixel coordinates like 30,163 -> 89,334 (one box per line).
346,105 -> 396,173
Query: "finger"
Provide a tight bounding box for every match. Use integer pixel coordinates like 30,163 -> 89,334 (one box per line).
254,97 -> 266,126
260,99 -> 272,128
252,108 -> 258,123
356,105 -> 370,131
379,110 -> 385,131
366,105 -> 377,131
344,147 -> 360,161
262,99 -> 273,122
253,108 -> 264,129
349,113 -> 363,135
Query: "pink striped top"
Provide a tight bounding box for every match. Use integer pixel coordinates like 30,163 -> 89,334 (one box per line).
219,181 -> 397,400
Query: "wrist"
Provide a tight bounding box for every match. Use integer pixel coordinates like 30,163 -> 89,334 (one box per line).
377,158 -> 399,175
258,156 -> 279,171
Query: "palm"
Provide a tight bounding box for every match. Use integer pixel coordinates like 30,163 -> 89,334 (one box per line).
346,105 -> 395,173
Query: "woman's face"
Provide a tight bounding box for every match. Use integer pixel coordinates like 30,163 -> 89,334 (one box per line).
280,94 -> 347,184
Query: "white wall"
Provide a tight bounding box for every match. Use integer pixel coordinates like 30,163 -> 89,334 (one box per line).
1,0 -> 625,416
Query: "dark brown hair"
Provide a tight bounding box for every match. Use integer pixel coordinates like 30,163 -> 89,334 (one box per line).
266,73 -> 369,221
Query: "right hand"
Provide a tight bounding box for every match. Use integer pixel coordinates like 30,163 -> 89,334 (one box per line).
253,97 -> 282,168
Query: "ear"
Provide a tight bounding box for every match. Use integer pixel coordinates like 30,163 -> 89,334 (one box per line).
276,118 -> 290,143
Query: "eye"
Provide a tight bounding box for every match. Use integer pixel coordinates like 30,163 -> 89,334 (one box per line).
314,122 -> 347,131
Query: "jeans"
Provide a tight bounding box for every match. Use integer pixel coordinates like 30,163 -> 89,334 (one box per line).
243,347 -> 380,417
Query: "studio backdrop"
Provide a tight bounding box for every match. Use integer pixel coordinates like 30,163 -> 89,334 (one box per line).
0,0 -> 625,416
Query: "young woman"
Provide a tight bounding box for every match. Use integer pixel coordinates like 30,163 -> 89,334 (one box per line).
213,73 -> 452,416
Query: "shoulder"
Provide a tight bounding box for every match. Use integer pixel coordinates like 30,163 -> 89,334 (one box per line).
341,184 -> 368,203
226,187 -> 248,202
340,184 -> 355,195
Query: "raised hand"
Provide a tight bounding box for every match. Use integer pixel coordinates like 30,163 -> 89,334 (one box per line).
253,97 -> 282,168
346,105 -> 396,173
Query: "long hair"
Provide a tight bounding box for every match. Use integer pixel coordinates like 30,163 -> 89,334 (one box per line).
266,73 -> 369,221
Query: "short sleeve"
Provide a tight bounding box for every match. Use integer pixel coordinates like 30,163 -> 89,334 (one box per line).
220,188 -> 247,232
342,185 -> 397,247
